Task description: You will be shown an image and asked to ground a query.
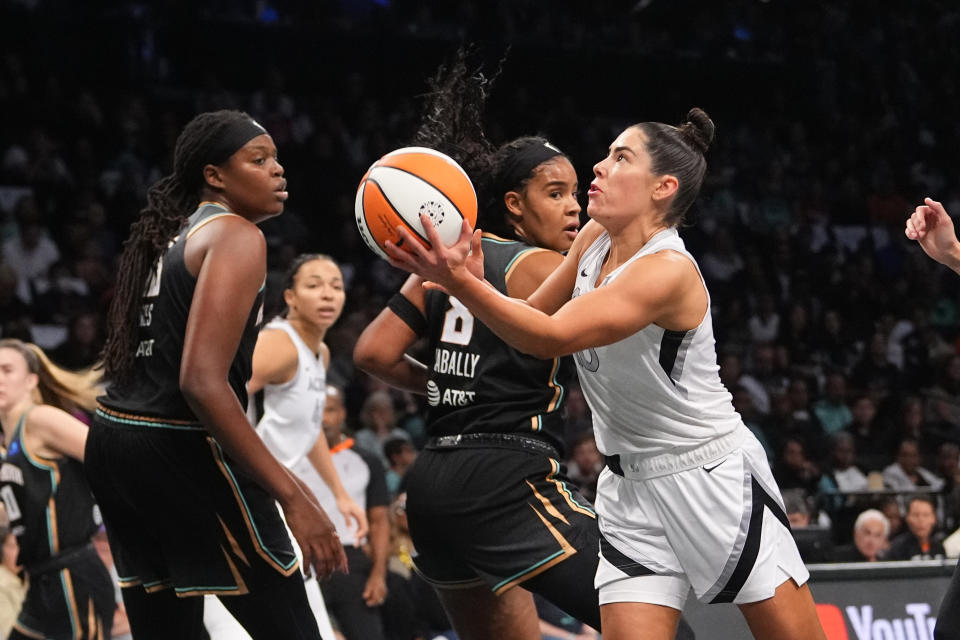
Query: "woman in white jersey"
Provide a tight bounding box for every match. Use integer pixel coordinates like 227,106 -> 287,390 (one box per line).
205,254 -> 366,640
384,108 -> 826,640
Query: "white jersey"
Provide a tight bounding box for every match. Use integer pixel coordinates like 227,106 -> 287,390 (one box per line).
254,318 -> 325,469
574,228 -> 743,471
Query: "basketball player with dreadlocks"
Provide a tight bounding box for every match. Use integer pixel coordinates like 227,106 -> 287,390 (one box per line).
84,110 -> 345,640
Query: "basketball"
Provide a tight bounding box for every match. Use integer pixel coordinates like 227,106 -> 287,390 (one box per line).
354,146 -> 477,260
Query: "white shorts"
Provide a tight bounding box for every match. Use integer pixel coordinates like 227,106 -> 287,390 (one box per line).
595,433 -> 808,610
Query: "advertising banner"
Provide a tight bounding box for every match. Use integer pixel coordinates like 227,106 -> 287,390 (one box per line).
682,561 -> 955,639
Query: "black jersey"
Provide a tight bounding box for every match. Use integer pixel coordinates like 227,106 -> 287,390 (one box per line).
423,234 -> 575,454
100,203 -> 264,426
0,410 -> 99,569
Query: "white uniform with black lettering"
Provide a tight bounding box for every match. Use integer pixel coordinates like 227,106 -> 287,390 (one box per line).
204,318 -> 336,640
255,318 -> 325,468
574,228 -> 807,610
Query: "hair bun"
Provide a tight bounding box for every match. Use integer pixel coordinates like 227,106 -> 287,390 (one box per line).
678,107 -> 715,155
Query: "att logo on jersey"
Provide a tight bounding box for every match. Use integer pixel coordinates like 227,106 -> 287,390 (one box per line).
426,381 -> 477,407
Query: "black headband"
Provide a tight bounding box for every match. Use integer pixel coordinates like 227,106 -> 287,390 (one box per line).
494,141 -> 564,195
208,119 -> 268,165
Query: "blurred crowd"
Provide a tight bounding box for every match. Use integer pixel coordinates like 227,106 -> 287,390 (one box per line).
1,4 -> 960,633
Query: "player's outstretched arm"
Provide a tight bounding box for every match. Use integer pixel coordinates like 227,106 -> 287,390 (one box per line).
905,197 -> 960,273
385,215 -> 699,359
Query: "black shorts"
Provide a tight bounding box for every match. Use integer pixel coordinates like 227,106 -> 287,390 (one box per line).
405,445 -> 599,594
84,413 -> 300,597
14,544 -> 115,640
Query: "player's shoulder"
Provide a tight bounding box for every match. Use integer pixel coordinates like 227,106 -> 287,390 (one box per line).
569,220 -> 606,261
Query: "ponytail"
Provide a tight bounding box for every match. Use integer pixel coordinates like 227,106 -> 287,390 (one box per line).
0,339 -> 101,414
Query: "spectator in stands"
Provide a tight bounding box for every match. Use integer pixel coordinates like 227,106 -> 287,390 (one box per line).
812,309 -> 857,373
879,497 -> 905,540
813,372 -> 854,435
849,331 -> 902,419
936,443 -> 960,532
354,390 -> 410,468
383,436 -> 416,498
562,382 -> 593,449
849,395 -> 888,472
565,431 -> 603,504
884,395 -> 938,459
0,263 -> 30,327
783,489 -> 832,563
774,437 -> 822,498
731,385 -> 774,462
30,261 -> 91,324
882,438 -> 945,491
48,310 -> 103,371
719,352 -> 769,416
819,433 -> 868,493
831,509 -> 890,562
747,294 -> 779,345
885,496 -> 946,561
786,376 -> 827,459
925,355 -> 960,435
1,196 -> 59,304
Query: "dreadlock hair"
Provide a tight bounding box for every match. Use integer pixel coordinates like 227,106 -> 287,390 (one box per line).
410,47 -> 501,231
279,253 -> 339,319
101,110 -> 257,382
0,339 -> 101,414
411,49 -> 574,240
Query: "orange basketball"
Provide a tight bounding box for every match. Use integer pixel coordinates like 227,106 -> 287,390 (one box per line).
355,147 -> 477,260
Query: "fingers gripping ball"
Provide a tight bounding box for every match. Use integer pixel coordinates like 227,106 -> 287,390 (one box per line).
355,147 -> 478,260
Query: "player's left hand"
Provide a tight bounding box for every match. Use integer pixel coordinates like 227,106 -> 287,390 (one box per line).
362,572 -> 388,607
337,495 -> 369,541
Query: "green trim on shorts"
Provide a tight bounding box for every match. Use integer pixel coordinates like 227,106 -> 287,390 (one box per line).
95,409 -> 206,431
492,550 -> 565,592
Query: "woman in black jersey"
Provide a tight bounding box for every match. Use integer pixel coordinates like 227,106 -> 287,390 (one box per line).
355,54 -> 695,640
0,338 -> 115,639
84,110 -> 344,640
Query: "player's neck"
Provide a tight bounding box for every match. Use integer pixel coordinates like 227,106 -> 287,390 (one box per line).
605,217 -> 670,269
287,316 -> 325,356
0,398 -> 33,440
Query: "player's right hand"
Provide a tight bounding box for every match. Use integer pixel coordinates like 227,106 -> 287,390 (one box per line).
385,216 -> 480,294
283,491 -> 348,580
905,197 -> 960,268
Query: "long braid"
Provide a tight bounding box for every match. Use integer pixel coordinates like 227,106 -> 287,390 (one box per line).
101,110 -> 258,381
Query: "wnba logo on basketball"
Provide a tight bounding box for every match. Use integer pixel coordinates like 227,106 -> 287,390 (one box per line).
354,146 -> 477,260
418,200 -> 446,225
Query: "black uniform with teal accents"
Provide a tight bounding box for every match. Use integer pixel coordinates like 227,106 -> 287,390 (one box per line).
1,409 -> 115,640
403,234 -> 602,630
423,235 -> 575,453
85,204 -> 312,632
